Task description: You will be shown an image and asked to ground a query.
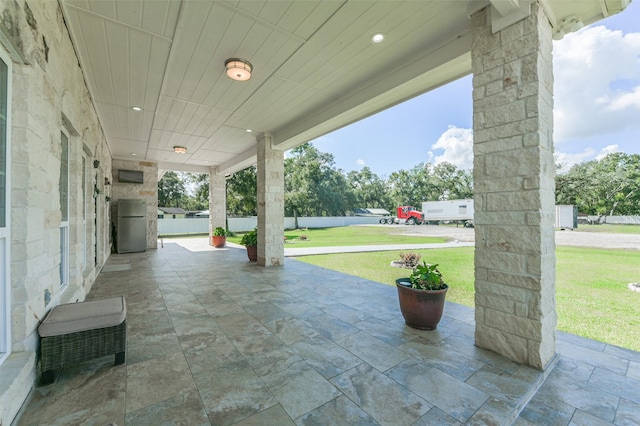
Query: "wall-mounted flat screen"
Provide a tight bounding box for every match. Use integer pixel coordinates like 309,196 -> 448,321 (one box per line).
118,169 -> 144,184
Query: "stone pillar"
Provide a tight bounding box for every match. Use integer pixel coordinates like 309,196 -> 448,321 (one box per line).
256,134 -> 284,267
471,3 -> 556,369
209,169 -> 226,241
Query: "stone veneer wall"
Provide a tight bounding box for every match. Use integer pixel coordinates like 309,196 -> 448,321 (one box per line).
111,159 -> 159,250
209,170 -> 226,238
471,4 -> 557,369
0,0 -> 112,423
257,134 -> 284,267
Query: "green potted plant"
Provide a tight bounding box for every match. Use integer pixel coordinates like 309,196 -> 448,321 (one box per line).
211,227 -> 227,248
240,228 -> 258,261
395,261 -> 448,330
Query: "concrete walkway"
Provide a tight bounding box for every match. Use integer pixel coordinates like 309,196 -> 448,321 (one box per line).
283,241 -> 474,257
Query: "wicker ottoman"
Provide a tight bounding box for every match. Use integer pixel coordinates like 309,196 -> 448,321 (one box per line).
38,296 -> 127,385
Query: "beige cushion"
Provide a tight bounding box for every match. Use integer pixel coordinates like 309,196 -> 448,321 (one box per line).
38,296 -> 127,337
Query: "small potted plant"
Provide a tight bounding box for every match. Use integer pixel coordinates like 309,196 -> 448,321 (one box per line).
240,228 -> 258,261
211,227 -> 227,248
395,261 -> 448,330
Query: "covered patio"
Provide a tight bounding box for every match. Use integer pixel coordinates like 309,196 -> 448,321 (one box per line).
2,1 -> 638,423
16,239 -> 640,425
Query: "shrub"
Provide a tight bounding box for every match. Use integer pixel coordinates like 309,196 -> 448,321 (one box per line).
240,228 -> 258,246
409,262 -> 447,291
399,252 -> 421,268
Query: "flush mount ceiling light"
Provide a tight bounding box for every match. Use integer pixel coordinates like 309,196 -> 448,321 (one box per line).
225,58 -> 253,81
173,146 -> 187,154
131,106 -> 142,111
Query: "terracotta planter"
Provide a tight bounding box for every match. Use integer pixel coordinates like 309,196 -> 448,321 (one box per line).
211,235 -> 226,248
246,245 -> 257,261
395,279 -> 448,330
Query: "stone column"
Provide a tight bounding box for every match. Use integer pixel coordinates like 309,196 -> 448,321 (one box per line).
256,134 -> 284,266
209,169 -> 226,240
471,3 -> 556,369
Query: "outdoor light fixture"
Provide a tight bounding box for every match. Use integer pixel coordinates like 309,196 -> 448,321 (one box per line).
225,58 -> 253,81
173,146 -> 187,154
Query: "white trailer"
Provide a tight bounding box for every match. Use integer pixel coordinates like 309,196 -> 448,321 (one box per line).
555,205 -> 577,230
422,199 -> 474,227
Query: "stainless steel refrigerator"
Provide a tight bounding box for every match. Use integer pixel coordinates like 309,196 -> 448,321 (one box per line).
117,199 -> 147,253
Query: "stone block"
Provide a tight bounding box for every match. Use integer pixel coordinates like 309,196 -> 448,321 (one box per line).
487,269 -> 542,291
475,279 -> 531,303
485,225 -> 541,254
473,66 -> 504,88
500,20 -> 525,44
528,332 -> 556,370
475,176 -> 523,193
484,309 -> 543,341
475,324 -> 529,365
485,79 -> 504,96
473,210 -> 527,226
474,117 -> 538,142
475,293 -> 515,314
473,135 -> 523,155
485,148 -> 540,177
485,191 -> 541,212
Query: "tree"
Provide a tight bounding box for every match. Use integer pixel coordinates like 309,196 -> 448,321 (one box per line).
284,143 -> 353,216
158,171 -> 187,207
346,167 -> 392,209
431,162 -> 473,200
555,153 -> 640,217
184,173 -> 210,211
227,166 -> 257,216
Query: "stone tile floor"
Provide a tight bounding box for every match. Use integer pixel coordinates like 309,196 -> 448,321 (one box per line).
16,239 -> 640,425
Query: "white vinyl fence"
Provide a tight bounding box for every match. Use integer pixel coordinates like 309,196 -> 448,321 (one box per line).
158,216 -> 384,235
585,215 -> 640,225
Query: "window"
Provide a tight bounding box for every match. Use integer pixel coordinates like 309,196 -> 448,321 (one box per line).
0,48 -> 11,363
59,131 -> 69,290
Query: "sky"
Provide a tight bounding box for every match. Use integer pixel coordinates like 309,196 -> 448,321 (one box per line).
311,2 -> 640,177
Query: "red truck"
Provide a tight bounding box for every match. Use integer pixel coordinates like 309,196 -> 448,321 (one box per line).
379,206 -> 424,225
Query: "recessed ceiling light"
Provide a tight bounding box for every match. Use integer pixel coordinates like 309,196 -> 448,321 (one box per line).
132,106 -> 142,111
246,129 -> 253,133
131,152 -> 137,156
173,146 -> 187,154
371,33 -> 385,43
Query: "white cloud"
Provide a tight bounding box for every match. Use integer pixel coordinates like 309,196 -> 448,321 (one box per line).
431,126 -> 473,170
356,158 -> 366,166
554,26 -> 640,143
554,145 -> 620,173
595,144 -> 620,159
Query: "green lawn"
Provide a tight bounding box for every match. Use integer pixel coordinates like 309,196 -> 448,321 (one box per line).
576,224 -> 640,234
296,246 -> 640,352
228,226 -> 447,247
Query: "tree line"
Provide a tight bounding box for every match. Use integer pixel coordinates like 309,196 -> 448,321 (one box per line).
158,144 -> 640,218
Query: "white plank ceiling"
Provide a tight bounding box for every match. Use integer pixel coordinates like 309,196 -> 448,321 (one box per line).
59,0 -> 629,175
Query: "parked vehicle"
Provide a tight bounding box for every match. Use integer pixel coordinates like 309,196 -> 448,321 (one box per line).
379,206 -> 424,225
422,199 -> 474,227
